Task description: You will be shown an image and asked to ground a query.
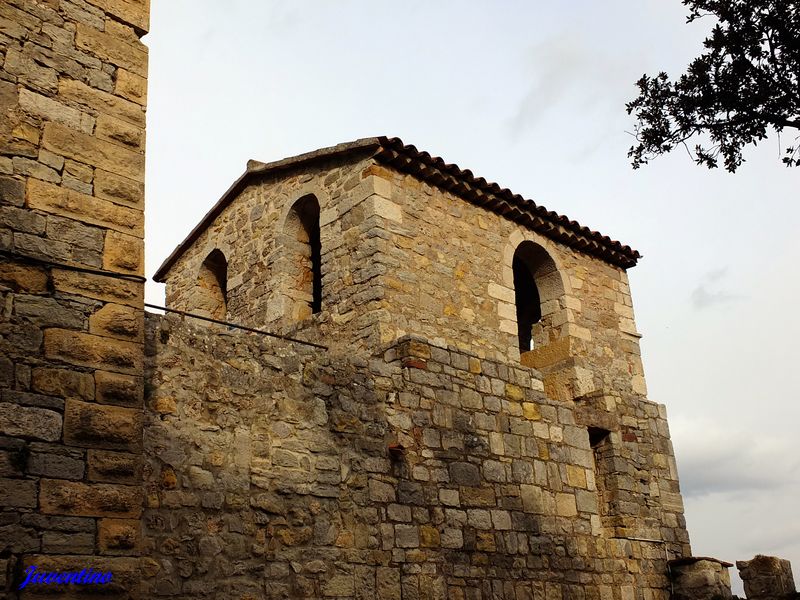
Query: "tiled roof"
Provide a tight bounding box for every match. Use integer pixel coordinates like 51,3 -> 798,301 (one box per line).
153,137 -> 640,282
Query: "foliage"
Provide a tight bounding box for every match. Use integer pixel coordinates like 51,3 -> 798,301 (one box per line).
626,0 -> 799,172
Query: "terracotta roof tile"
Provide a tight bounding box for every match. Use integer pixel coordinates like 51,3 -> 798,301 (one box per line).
154,137 -> 640,281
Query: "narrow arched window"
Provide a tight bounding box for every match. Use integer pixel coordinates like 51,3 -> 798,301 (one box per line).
512,241 -> 560,353
196,249 -> 227,320
285,194 -> 321,320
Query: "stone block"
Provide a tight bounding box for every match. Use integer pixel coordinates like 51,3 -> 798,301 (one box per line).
0,205 -> 46,234
4,49 -> 58,93
52,269 -> 143,308
13,295 -> 86,329
41,531 -> 95,554
45,215 -> 105,251
11,157 -> 59,183
96,114 -> 144,150
395,524 -> 419,548
368,478 -> 396,503
103,230 -> 143,274
87,449 -> 141,484
0,263 -> 48,293
459,486 -> 495,507
84,0 -> 150,33
372,196 -> 402,223
32,368 -> 95,401
520,484 -> 546,514
114,69 -> 147,105
95,371 -> 142,406
0,478 -> 37,508
449,462 -> 480,486
98,518 -> 139,554
41,123 -> 144,184
44,329 -> 142,375
555,493 -> 576,517
27,178 -> 143,237
737,555 -> 796,600
2,389 -> 63,411
39,479 -> 142,517
669,558 -> 733,600
0,402 -> 62,442
94,169 -> 143,208
59,77 -> 145,128
89,303 -> 143,341
440,528 -> 463,549
63,399 -> 142,450
27,451 -> 85,480
18,88 -> 83,129
76,23 -> 147,76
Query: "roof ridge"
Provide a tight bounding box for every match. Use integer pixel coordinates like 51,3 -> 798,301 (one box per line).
154,137 -> 639,282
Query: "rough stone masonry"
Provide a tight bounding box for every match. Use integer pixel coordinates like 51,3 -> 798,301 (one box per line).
0,0 -> 148,598
1,2 -> 797,600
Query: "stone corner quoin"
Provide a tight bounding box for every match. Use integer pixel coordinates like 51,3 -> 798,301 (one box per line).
1,1 -> 148,599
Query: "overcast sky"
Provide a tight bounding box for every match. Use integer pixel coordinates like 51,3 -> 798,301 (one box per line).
143,1 -> 799,592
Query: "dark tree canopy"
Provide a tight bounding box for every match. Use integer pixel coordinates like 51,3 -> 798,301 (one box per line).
626,0 -> 799,172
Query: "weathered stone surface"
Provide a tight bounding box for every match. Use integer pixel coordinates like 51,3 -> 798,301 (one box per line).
670,558 -> 733,600
75,23 -> 148,76
94,169 -> 143,207
27,450 -> 85,480
103,230 -> 144,274
737,555 -> 797,600
0,402 -> 62,442
44,329 -> 143,374
41,530 -> 95,553
1,1 -> 148,594
13,295 -> 86,329
95,370 -> 142,407
84,0 -> 150,33
27,178 -> 143,236
89,302 -> 143,341
114,68 -> 147,105
59,77 -> 146,128
41,123 -> 145,183
96,113 -> 144,150
63,399 -> 142,450
0,205 -> 46,234
40,479 -> 143,518
52,269 -> 143,307
88,449 -> 141,483
0,263 -> 48,293
98,518 -> 139,554
18,88 -> 84,129
0,175 -> 26,207
0,478 -> 37,508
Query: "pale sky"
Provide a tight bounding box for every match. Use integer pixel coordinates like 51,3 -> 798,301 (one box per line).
143,2 -> 800,592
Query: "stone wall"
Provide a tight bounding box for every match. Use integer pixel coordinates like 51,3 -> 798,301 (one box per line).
0,1 -> 148,597
163,154 -> 393,352
143,314 -> 688,600
162,157 -> 647,407
364,164 -> 645,399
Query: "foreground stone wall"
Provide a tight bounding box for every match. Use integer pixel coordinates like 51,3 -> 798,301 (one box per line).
144,314 -> 688,600
0,1 -> 148,597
